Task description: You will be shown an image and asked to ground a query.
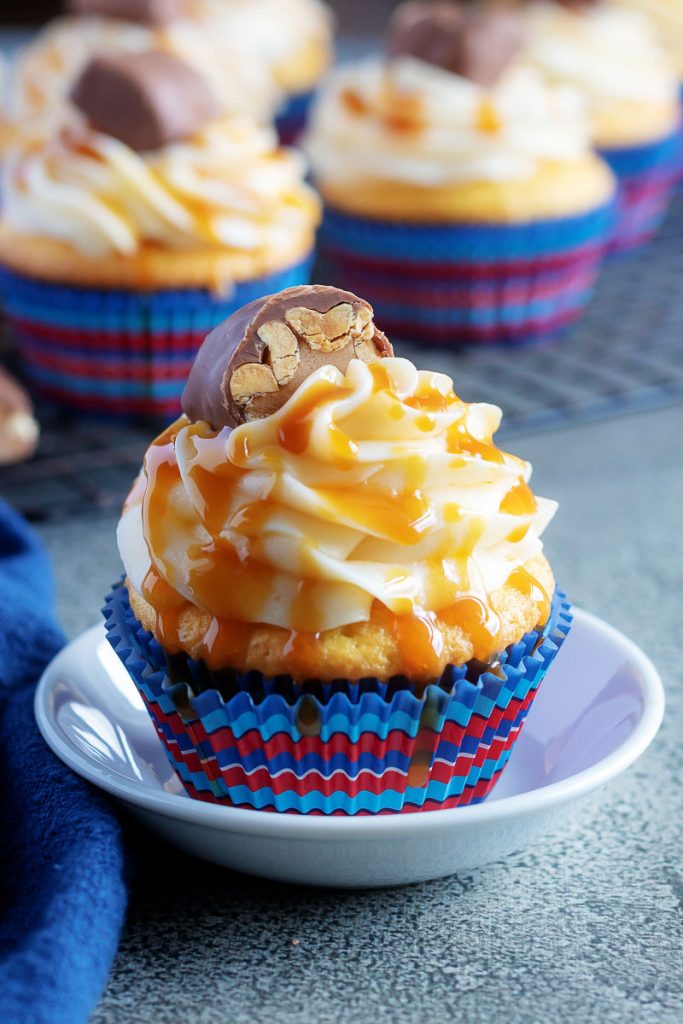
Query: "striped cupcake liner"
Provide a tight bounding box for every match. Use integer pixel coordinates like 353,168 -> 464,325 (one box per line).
0,256 -> 312,418
319,201 -> 614,347
599,131 -> 681,251
103,581 -> 572,814
275,89 -> 315,145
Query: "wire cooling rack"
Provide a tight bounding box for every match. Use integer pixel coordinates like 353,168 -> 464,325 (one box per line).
1,193 -> 683,523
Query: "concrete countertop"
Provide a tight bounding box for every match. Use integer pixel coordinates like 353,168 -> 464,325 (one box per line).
37,403 -> 683,1024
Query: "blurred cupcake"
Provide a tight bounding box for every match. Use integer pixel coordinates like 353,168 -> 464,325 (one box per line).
104,283 -> 572,814
8,0 -> 333,146
524,0 -> 682,249
611,0 -> 683,83
305,2 -> 615,347
209,0 -> 335,143
0,51 -> 319,417
7,0 -> 282,131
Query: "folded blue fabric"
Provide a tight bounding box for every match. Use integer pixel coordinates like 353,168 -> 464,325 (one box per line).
0,499 -> 127,1024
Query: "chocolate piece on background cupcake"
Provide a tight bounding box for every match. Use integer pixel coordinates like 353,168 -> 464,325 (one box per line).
6,0 -> 282,129
304,0 -> 615,347
0,51 -> 319,417
522,0 -> 682,249
106,283 -> 572,814
387,0 -> 525,87
70,51 -> 217,151
7,0 -> 332,145
183,284 -> 392,427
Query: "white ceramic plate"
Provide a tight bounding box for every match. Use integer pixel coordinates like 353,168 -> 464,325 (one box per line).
35,609 -> 664,888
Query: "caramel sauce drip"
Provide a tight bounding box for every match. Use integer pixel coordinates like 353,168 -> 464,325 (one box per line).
277,378 -> 350,458
507,566 -> 551,627
378,84 -> 426,134
141,565 -> 186,653
341,86 -> 369,116
439,597 -> 502,663
316,481 -> 431,545
283,627 -> 321,680
447,421 -> 505,463
500,480 -> 537,515
476,98 -> 502,134
506,523 -> 530,543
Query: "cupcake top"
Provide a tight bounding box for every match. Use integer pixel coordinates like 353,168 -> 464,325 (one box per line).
195,0 -> 334,94
1,51 -> 319,263
523,1 -> 680,141
304,2 -> 595,191
118,285 -> 557,682
612,0 -> 683,75
7,0 -> 282,128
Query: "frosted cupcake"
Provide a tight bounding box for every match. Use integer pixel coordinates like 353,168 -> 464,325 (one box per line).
202,0 -> 335,143
305,2 -> 615,347
611,0 -> 683,81
0,51 -> 319,417
8,0 -> 282,131
104,283 -> 572,814
9,0 -> 333,145
524,0 -> 682,249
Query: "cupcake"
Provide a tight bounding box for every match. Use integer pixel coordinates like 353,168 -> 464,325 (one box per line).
8,0 -> 333,146
104,283 -> 572,814
7,0 -> 282,131
0,51 -> 319,417
206,0 -> 335,144
305,2 -> 615,347
524,0 -> 682,249
611,0 -> 683,82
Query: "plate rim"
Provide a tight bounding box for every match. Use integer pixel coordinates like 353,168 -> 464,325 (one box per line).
35,607 -> 664,841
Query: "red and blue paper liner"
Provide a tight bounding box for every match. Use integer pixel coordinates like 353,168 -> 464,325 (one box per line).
0,255 -> 312,419
103,581 -> 572,815
599,130 -> 681,251
275,89 -> 315,145
319,200 -> 615,347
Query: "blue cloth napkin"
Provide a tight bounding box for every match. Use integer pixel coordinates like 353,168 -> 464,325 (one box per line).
0,499 -> 127,1024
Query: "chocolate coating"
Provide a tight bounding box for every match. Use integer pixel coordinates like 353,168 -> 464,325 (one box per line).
67,0 -> 184,25
70,51 -> 217,152
182,285 -> 394,429
387,2 -> 525,88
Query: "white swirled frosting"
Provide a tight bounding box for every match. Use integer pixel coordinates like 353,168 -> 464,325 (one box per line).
7,14 -> 282,126
304,56 -> 592,188
525,2 -> 679,105
197,0 -> 333,78
2,117 -> 318,258
613,0 -> 683,73
118,358 -> 556,634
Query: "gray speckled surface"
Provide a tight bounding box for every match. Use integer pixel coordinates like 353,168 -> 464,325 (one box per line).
37,404 -> 683,1024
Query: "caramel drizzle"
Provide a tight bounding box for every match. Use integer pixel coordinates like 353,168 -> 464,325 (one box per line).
137,369 -> 549,679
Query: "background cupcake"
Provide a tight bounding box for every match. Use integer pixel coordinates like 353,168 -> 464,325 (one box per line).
305,2 -> 615,347
204,0 -> 335,143
8,0 -> 334,145
0,50 -> 319,417
524,0 -> 682,249
106,284 -> 572,814
611,0 -> 683,83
